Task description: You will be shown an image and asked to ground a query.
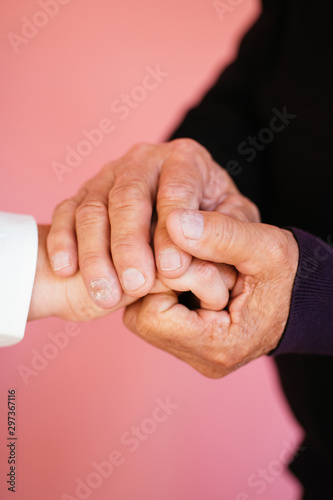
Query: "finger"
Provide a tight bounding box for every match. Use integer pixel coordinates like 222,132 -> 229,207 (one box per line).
47,195 -> 84,277
166,209 -> 279,275
59,270 -> 142,322
158,259 -> 237,311
108,155 -> 159,298
123,291 -> 202,345
75,191 -> 123,309
154,145 -> 205,278
154,140 -> 239,279
123,292 -> 231,378
47,165 -> 114,278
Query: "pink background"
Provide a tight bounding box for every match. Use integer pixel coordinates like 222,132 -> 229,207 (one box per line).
0,1 -> 303,499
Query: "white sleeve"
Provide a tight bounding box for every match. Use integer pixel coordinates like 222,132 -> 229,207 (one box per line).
0,212 -> 38,347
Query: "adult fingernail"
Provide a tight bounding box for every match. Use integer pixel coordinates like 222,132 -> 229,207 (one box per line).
52,252 -> 70,271
160,248 -> 181,271
180,211 -> 204,239
122,268 -> 146,291
89,279 -> 113,301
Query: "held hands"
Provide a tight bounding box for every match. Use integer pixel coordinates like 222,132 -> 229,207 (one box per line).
32,139 -> 299,377
28,224 -> 237,322
46,139 -> 259,308
29,139 -> 250,322
125,210 -> 299,377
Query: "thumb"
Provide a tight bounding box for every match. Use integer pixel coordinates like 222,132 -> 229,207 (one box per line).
166,209 -> 280,275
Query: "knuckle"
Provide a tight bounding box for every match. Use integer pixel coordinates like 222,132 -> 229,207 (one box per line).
170,137 -> 200,153
109,181 -> 151,210
135,309 -> 157,338
112,229 -> 150,257
75,199 -> 107,223
157,178 -> 196,202
111,239 -> 135,256
79,251 -> 102,271
170,138 -> 212,165
75,185 -> 89,200
127,141 -> 151,157
265,229 -> 288,264
54,198 -> 78,216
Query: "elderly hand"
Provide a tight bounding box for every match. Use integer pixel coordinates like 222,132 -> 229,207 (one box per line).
46,139 -> 259,309
123,209 -> 299,378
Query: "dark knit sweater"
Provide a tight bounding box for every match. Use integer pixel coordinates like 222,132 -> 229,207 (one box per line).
169,0 -> 333,357
169,0 -> 333,494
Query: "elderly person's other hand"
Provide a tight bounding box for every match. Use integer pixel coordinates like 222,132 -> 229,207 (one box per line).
46,139 -> 259,309
123,210 -> 299,378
